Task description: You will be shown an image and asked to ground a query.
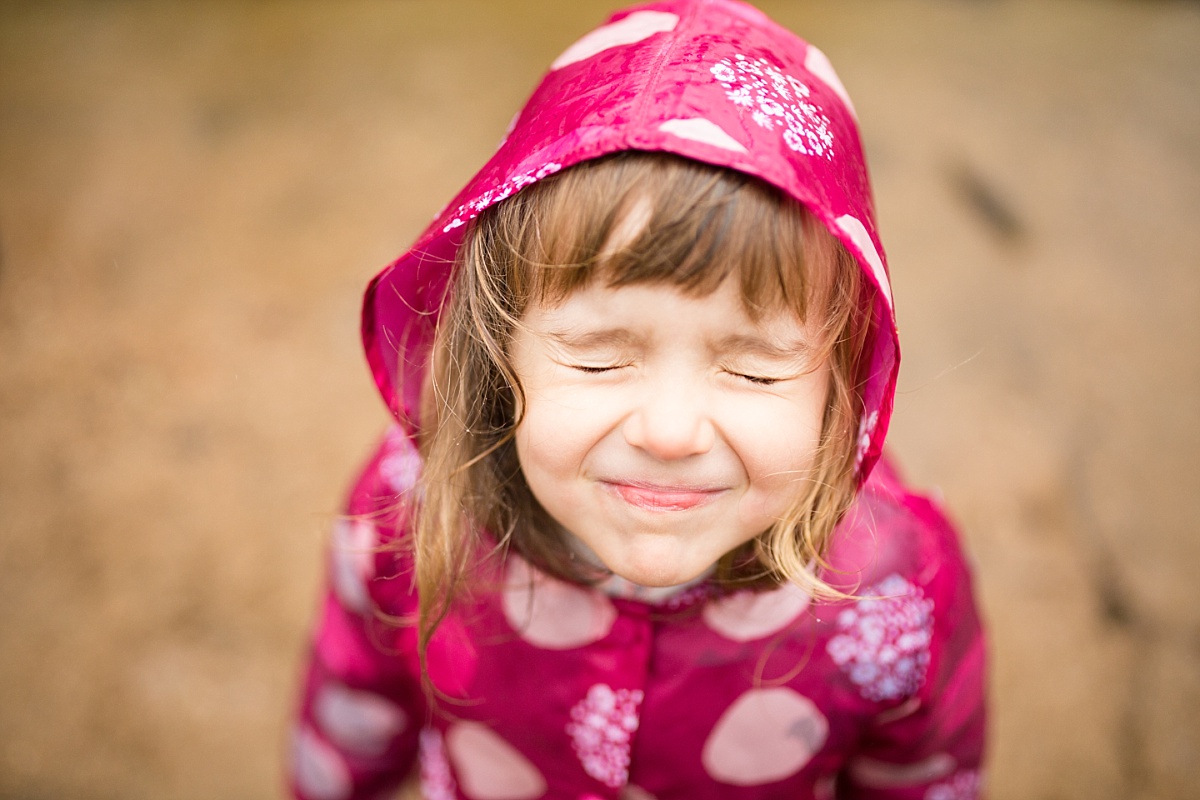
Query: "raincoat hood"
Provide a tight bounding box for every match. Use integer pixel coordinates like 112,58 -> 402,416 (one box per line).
363,0 -> 899,480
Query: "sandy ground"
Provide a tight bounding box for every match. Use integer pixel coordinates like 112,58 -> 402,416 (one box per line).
1,0 -> 1198,798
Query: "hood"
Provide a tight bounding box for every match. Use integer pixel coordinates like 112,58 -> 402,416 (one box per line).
362,0 -> 899,481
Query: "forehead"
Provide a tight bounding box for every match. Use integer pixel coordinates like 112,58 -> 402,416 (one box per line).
522,277 -> 818,349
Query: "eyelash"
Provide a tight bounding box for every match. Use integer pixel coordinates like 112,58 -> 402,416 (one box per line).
571,364 -> 623,374
731,372 -> 781,386
572,364 -> 781,387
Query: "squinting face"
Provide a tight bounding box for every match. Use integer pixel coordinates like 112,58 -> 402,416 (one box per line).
510,278 -> 831,588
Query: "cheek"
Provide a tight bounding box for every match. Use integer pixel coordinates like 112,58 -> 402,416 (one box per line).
512,356 -> 576,474
733,397 -> 827,517
514,394 -> 592,484
515,373 -> 626,465
742,432 -> 818,496
514,409 -> 559,480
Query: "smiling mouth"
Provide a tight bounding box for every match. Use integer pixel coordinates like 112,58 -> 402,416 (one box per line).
602,481 -> 724,511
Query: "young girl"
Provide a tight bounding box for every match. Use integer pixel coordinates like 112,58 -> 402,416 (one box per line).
290,1 -> 986,798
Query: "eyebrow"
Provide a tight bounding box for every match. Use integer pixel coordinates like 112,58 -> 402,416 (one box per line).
543,328 -> 641,349
715,333 -> 815,361
542,329 -> 815,360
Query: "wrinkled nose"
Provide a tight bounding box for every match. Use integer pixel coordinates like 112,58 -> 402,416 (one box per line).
622,385 -> 716,460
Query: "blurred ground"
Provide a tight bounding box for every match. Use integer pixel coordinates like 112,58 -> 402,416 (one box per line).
1,0 -> 1197,798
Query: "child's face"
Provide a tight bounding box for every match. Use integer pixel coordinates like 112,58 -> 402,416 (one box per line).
511,278 -> 830,588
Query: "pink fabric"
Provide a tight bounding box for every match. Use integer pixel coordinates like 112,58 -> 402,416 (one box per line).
289,432 -> 986,800
291,1 -> 985,798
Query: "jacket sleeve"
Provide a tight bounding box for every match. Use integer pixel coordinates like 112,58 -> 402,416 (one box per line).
836,495 -> 988,800
287,429 -> 429,800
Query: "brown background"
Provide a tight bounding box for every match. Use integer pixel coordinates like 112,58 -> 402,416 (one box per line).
1,1 -> 1198,798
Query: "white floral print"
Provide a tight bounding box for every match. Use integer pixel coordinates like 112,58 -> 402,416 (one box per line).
442,162 -> 564,233
566,684 -> 644,788
710,53 -> 835,160
827,574 -> 934,701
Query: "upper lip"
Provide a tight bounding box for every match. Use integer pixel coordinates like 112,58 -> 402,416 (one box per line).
600,479 -> 726,493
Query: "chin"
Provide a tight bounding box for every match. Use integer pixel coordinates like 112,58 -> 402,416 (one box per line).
607,555 -> 710,589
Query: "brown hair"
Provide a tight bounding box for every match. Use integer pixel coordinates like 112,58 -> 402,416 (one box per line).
411,151 -> 871,659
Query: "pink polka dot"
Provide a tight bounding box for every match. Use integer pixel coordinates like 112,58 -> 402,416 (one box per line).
313,681 -> 407,757
419,728 -> 457,800
835,215 -> 892,309
702,582 -> 811,642
804,44 -> 857,119
702,688 -> 828,785
621,786 -> 659,800
551,10 -> 679,69
659,118 -> 747,153
502,557 -> 617,649
445,722 -> 547,800
330,518 -> 377,614
290,725 -> 352,800
379,434 -> 422,492
848,753 -> 956,787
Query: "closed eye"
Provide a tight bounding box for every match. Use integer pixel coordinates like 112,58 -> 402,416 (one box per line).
571,364 -> 624,374
730,371 -> 782,386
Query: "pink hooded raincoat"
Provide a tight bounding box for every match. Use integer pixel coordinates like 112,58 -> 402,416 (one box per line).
290,1 -> 987,798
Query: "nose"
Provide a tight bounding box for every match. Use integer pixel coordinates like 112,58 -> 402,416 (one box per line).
622,383 -> 716,460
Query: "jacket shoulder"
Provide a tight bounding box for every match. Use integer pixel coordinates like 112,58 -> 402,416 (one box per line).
331,426 -> 422,618
825,454 -> 974,597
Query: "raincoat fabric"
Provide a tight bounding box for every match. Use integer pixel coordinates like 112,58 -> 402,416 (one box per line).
290,1 -> 986,798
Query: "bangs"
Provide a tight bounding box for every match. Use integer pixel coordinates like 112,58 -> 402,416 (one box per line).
482,151 -> 852,332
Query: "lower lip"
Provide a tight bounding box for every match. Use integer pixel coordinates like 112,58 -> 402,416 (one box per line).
604,482 -> 722,511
